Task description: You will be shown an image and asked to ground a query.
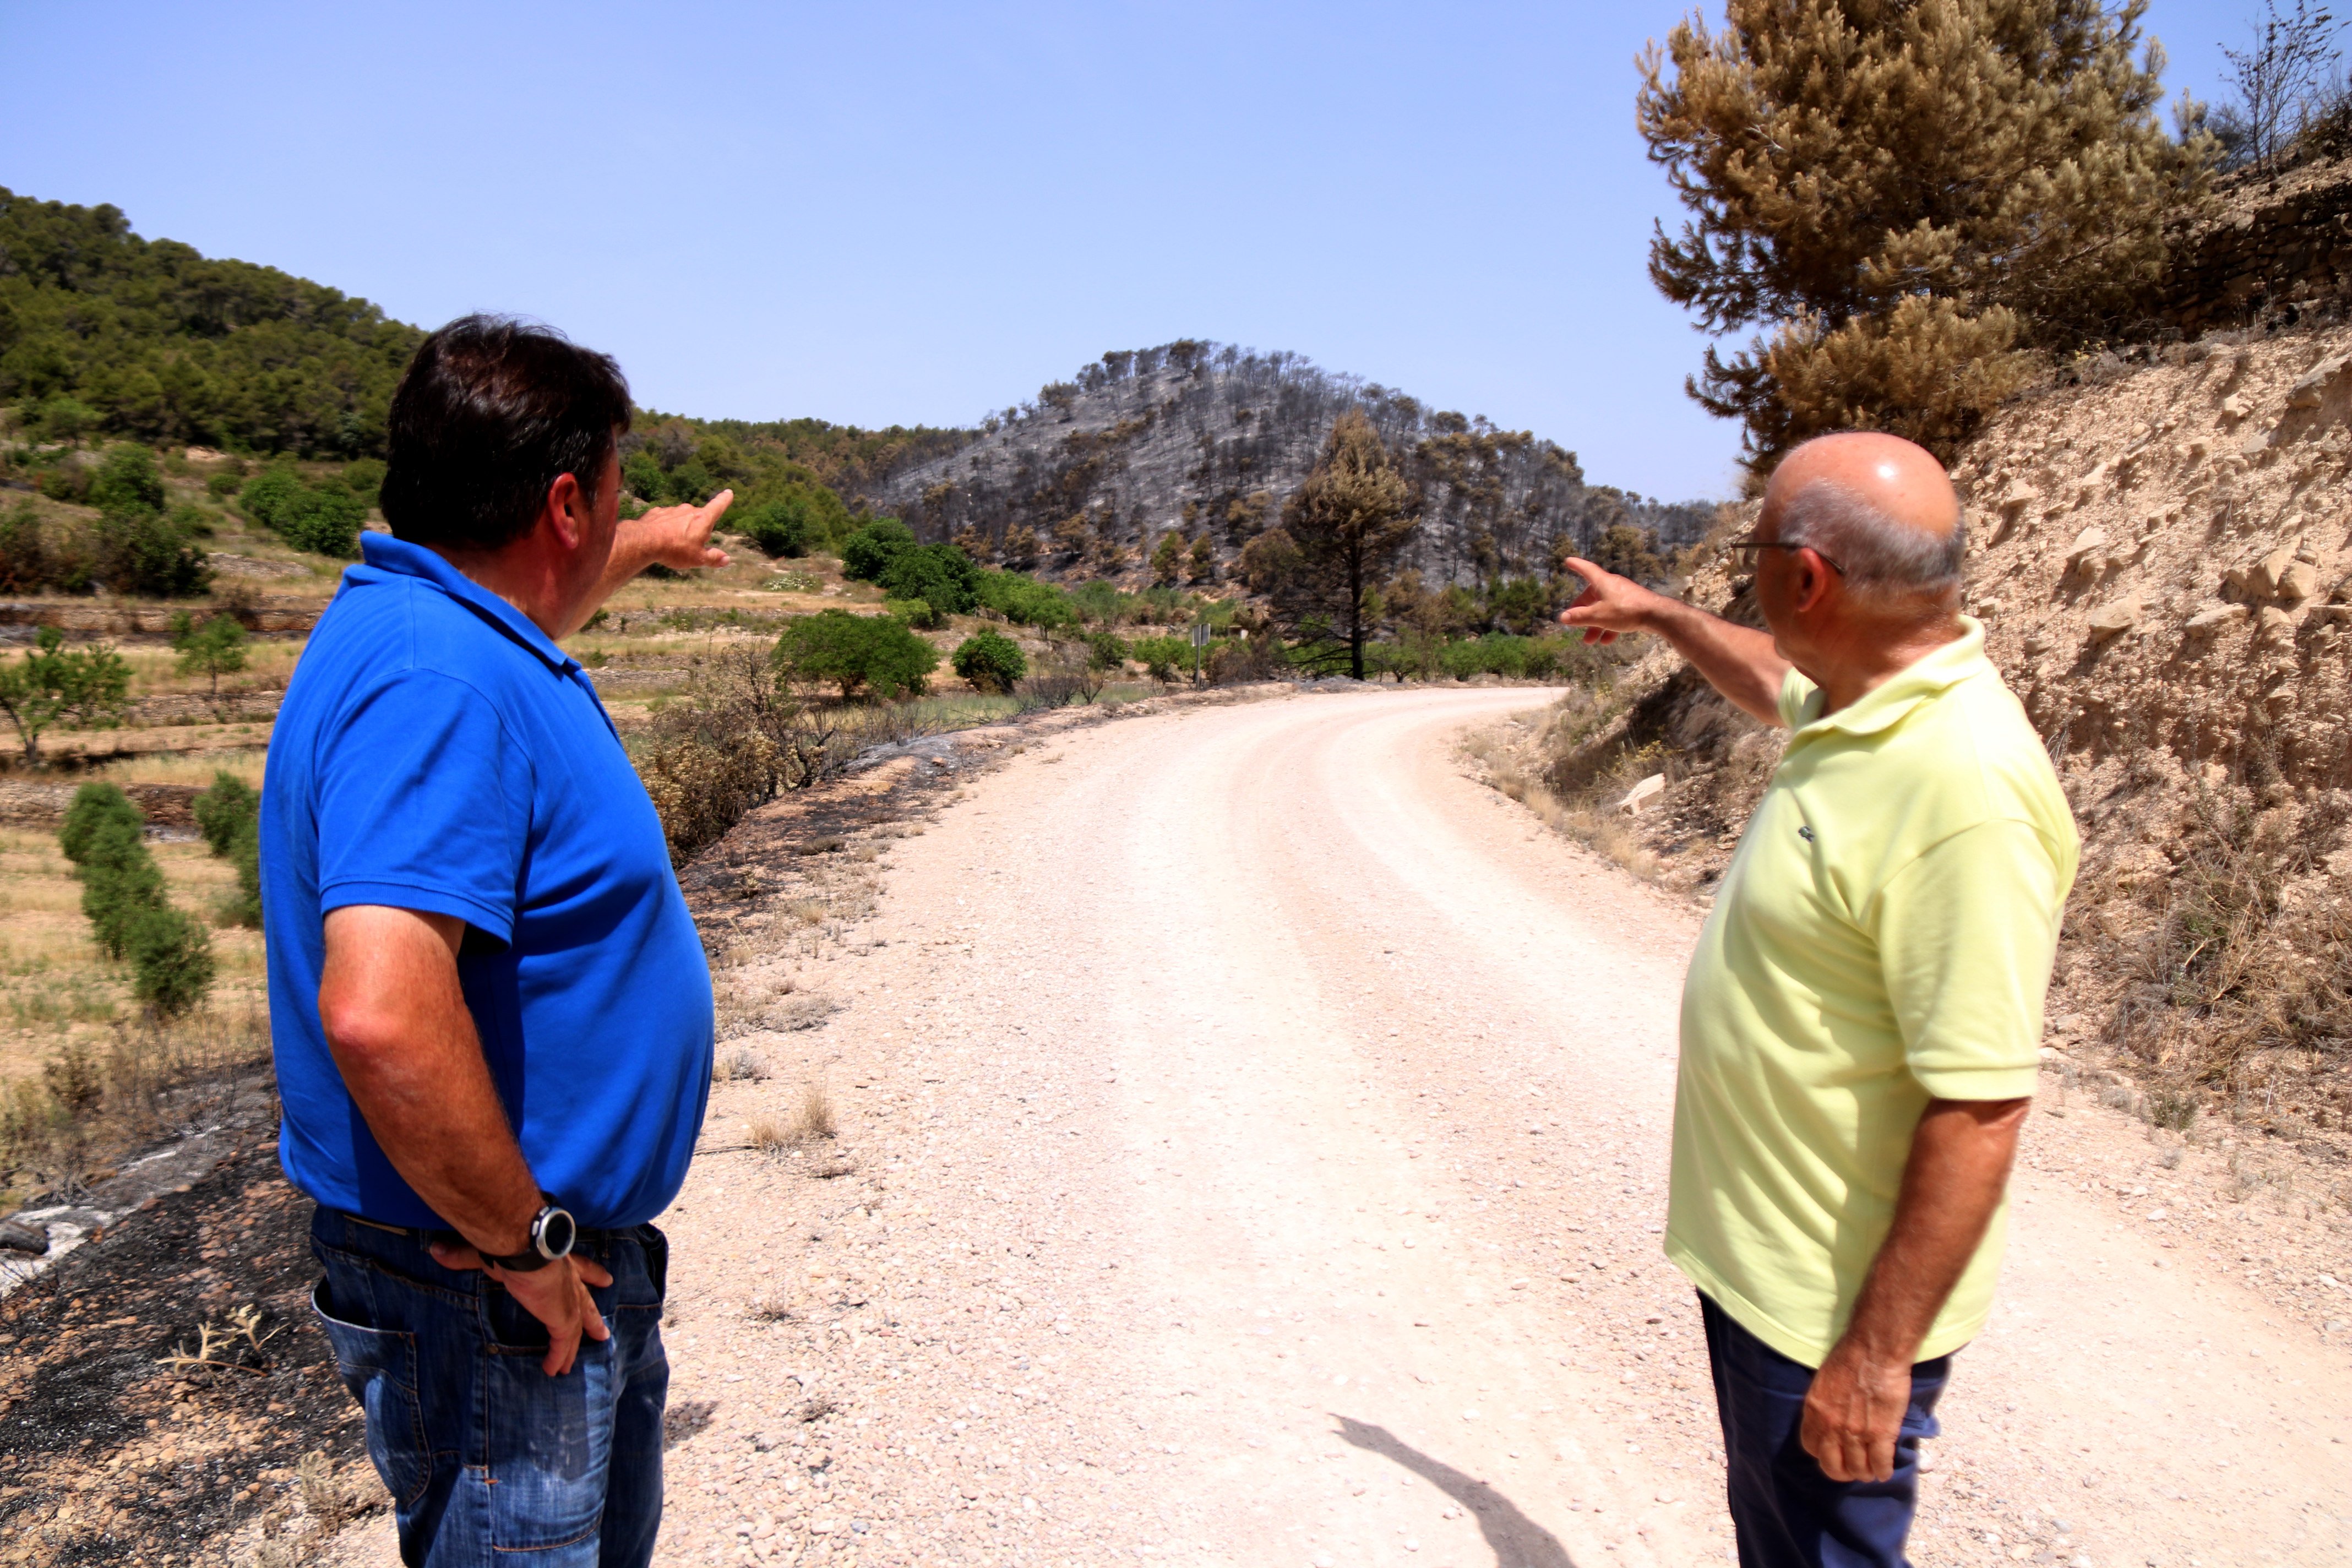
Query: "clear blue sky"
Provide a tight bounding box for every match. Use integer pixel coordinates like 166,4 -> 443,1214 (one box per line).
0,1 -> 2283,501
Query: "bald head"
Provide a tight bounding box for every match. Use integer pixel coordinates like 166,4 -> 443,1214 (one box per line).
1761,433 -> 1964,608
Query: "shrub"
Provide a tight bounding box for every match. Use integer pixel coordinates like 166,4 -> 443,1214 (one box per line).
204,472 -> 244,501
839,518 -> 916,581
879,542 -> 980,614
1128,634 -> 1191,682
1205,634 -> 1286,685
95,504 -> 211,597
123,903 -> 214,1017
194,770 -> 260,857
737,497 -> 812,558
279,481 -> 366,558
885,597 -> 945,629
1085,631 -> 1129,671
61,782 -> 145,865
237,465 -> 307,530
952,629 -> 1027,694
77,816 -> 166,960
341,457 -> 385,505
975,569 -> 1079,631
0,502 -> 49,594
771,609 -> 939,700
88,445 -> 166,515
224,816 -> 262,928
238,465 -> 362,557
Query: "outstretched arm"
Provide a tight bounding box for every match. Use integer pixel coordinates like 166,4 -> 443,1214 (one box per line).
1557,557 -> 1790,726
580,490 -> 737,626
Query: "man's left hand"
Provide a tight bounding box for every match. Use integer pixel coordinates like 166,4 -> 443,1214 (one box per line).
1801,1337 -> 1913,1482
621,489 -> 733,573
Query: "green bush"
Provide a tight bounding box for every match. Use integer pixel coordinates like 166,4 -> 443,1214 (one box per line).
878,542 -> 979,614
1085,631 -> 1129,671
77,817 -> 165,960
342,457 -> 385,506
952,629 -> 1027,693
57,783 -> 216,1010
123,903 -> 214,1017
737,497 -> 812,558
96,505 -> 211,596
885,596 -> 945,629
193,770 -> 259,856
61,782 -> 144,865
193,770 -> 263,927
225,816 -> 262,928
237,465 -> 306,530
204,472 -> 244,501
840,518 -> 916,582
771,608 -> 939,700
88,444 -> 166,515
1128,634 -> 1191,682
974,569 -> 1080,632
0,502 -> 49,594
280,480 -> 366,558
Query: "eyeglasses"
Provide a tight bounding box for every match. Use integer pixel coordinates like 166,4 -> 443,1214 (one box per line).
1725,539 -> 1845,576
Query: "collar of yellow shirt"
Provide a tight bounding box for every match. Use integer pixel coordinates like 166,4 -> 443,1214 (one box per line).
1783,616 -> 1988,743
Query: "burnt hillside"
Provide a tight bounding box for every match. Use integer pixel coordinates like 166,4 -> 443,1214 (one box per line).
848,341 -> 1716,586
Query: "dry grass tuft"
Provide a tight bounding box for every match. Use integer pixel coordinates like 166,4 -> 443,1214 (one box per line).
747,1116 -> 788,1154
786,1079 -> 836,1144
713,1046 -> 770,1083
1462,724 -> 1663,882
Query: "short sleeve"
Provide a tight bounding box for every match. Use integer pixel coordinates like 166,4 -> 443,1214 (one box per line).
315,669 -> 532,944
1777,666 -> 1820,729
1873,819 -> 2064,1102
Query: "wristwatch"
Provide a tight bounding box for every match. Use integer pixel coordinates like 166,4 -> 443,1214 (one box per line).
483,1199 -> 576,1273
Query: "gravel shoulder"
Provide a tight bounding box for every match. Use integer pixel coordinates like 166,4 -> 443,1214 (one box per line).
326,687 -> 2351,1568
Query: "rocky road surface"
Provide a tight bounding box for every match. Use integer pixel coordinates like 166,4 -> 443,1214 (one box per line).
334,687 -> 2352,1568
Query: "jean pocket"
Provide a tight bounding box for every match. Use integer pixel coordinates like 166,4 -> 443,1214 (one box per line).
309,1280 -> 432,1507
482,1332 -> 617,1553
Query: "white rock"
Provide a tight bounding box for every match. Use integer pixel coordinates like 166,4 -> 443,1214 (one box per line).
2186,603 -> 2248,633
2085,597 -> 2141,641
2288,354 -> 2348,409
1616,775 -> 1665,816
2063,527 -> 2110,573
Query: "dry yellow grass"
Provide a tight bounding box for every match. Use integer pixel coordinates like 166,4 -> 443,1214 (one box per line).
83,749 -> 270,789
0,827 -> 266,1084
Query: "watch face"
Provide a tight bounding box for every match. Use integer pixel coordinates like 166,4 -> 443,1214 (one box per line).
538,1208 -> 577,1260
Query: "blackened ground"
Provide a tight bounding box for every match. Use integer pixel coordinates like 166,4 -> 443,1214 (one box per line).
0,1141 -> 362,1567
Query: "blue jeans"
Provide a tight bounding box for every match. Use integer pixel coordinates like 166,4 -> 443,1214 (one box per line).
1698,1293 -> 1952,1568
308,1207 -> 671,1568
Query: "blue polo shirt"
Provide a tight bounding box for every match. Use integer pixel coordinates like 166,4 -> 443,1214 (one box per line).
262,532 -> 712,1230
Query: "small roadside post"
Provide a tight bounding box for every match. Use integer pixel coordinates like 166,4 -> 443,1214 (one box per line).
1191,621 -> 1211,687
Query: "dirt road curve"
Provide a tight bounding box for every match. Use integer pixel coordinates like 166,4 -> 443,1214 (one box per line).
340,688 -> 2352,1568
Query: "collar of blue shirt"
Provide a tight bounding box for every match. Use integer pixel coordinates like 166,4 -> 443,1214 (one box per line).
352,531 -> 582,677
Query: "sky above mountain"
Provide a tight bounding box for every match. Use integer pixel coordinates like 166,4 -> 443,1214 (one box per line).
2,0 -> 2270,501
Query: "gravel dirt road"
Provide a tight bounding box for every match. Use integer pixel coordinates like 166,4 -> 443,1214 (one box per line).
330,686 -> 2352,1568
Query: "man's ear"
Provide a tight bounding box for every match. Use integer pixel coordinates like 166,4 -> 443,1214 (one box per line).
1791,551 -> 1838,616
542,472 -> 589,552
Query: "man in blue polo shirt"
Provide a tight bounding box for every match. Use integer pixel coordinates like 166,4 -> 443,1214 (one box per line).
263,315 -> 730,1567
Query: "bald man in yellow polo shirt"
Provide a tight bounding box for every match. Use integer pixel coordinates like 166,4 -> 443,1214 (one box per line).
1560,432 -> 2077,1568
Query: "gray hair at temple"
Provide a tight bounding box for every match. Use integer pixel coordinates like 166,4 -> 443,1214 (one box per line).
1774,478 -> 1966,605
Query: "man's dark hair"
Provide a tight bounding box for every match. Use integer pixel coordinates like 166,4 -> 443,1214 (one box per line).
380,315 -> 633,551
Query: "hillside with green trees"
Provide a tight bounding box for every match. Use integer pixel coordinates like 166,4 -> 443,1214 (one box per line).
0,187 -> 424,456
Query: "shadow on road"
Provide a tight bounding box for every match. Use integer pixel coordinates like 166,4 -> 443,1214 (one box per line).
1333,1415 -> 1575,1567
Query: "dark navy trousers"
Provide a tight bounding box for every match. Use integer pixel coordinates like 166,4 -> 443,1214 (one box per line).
1699,1294 -> 1953,1568
308,1207 -> 671,1568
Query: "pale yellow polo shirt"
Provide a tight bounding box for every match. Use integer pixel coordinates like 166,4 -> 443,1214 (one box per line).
1665,619 -> 2077,1367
